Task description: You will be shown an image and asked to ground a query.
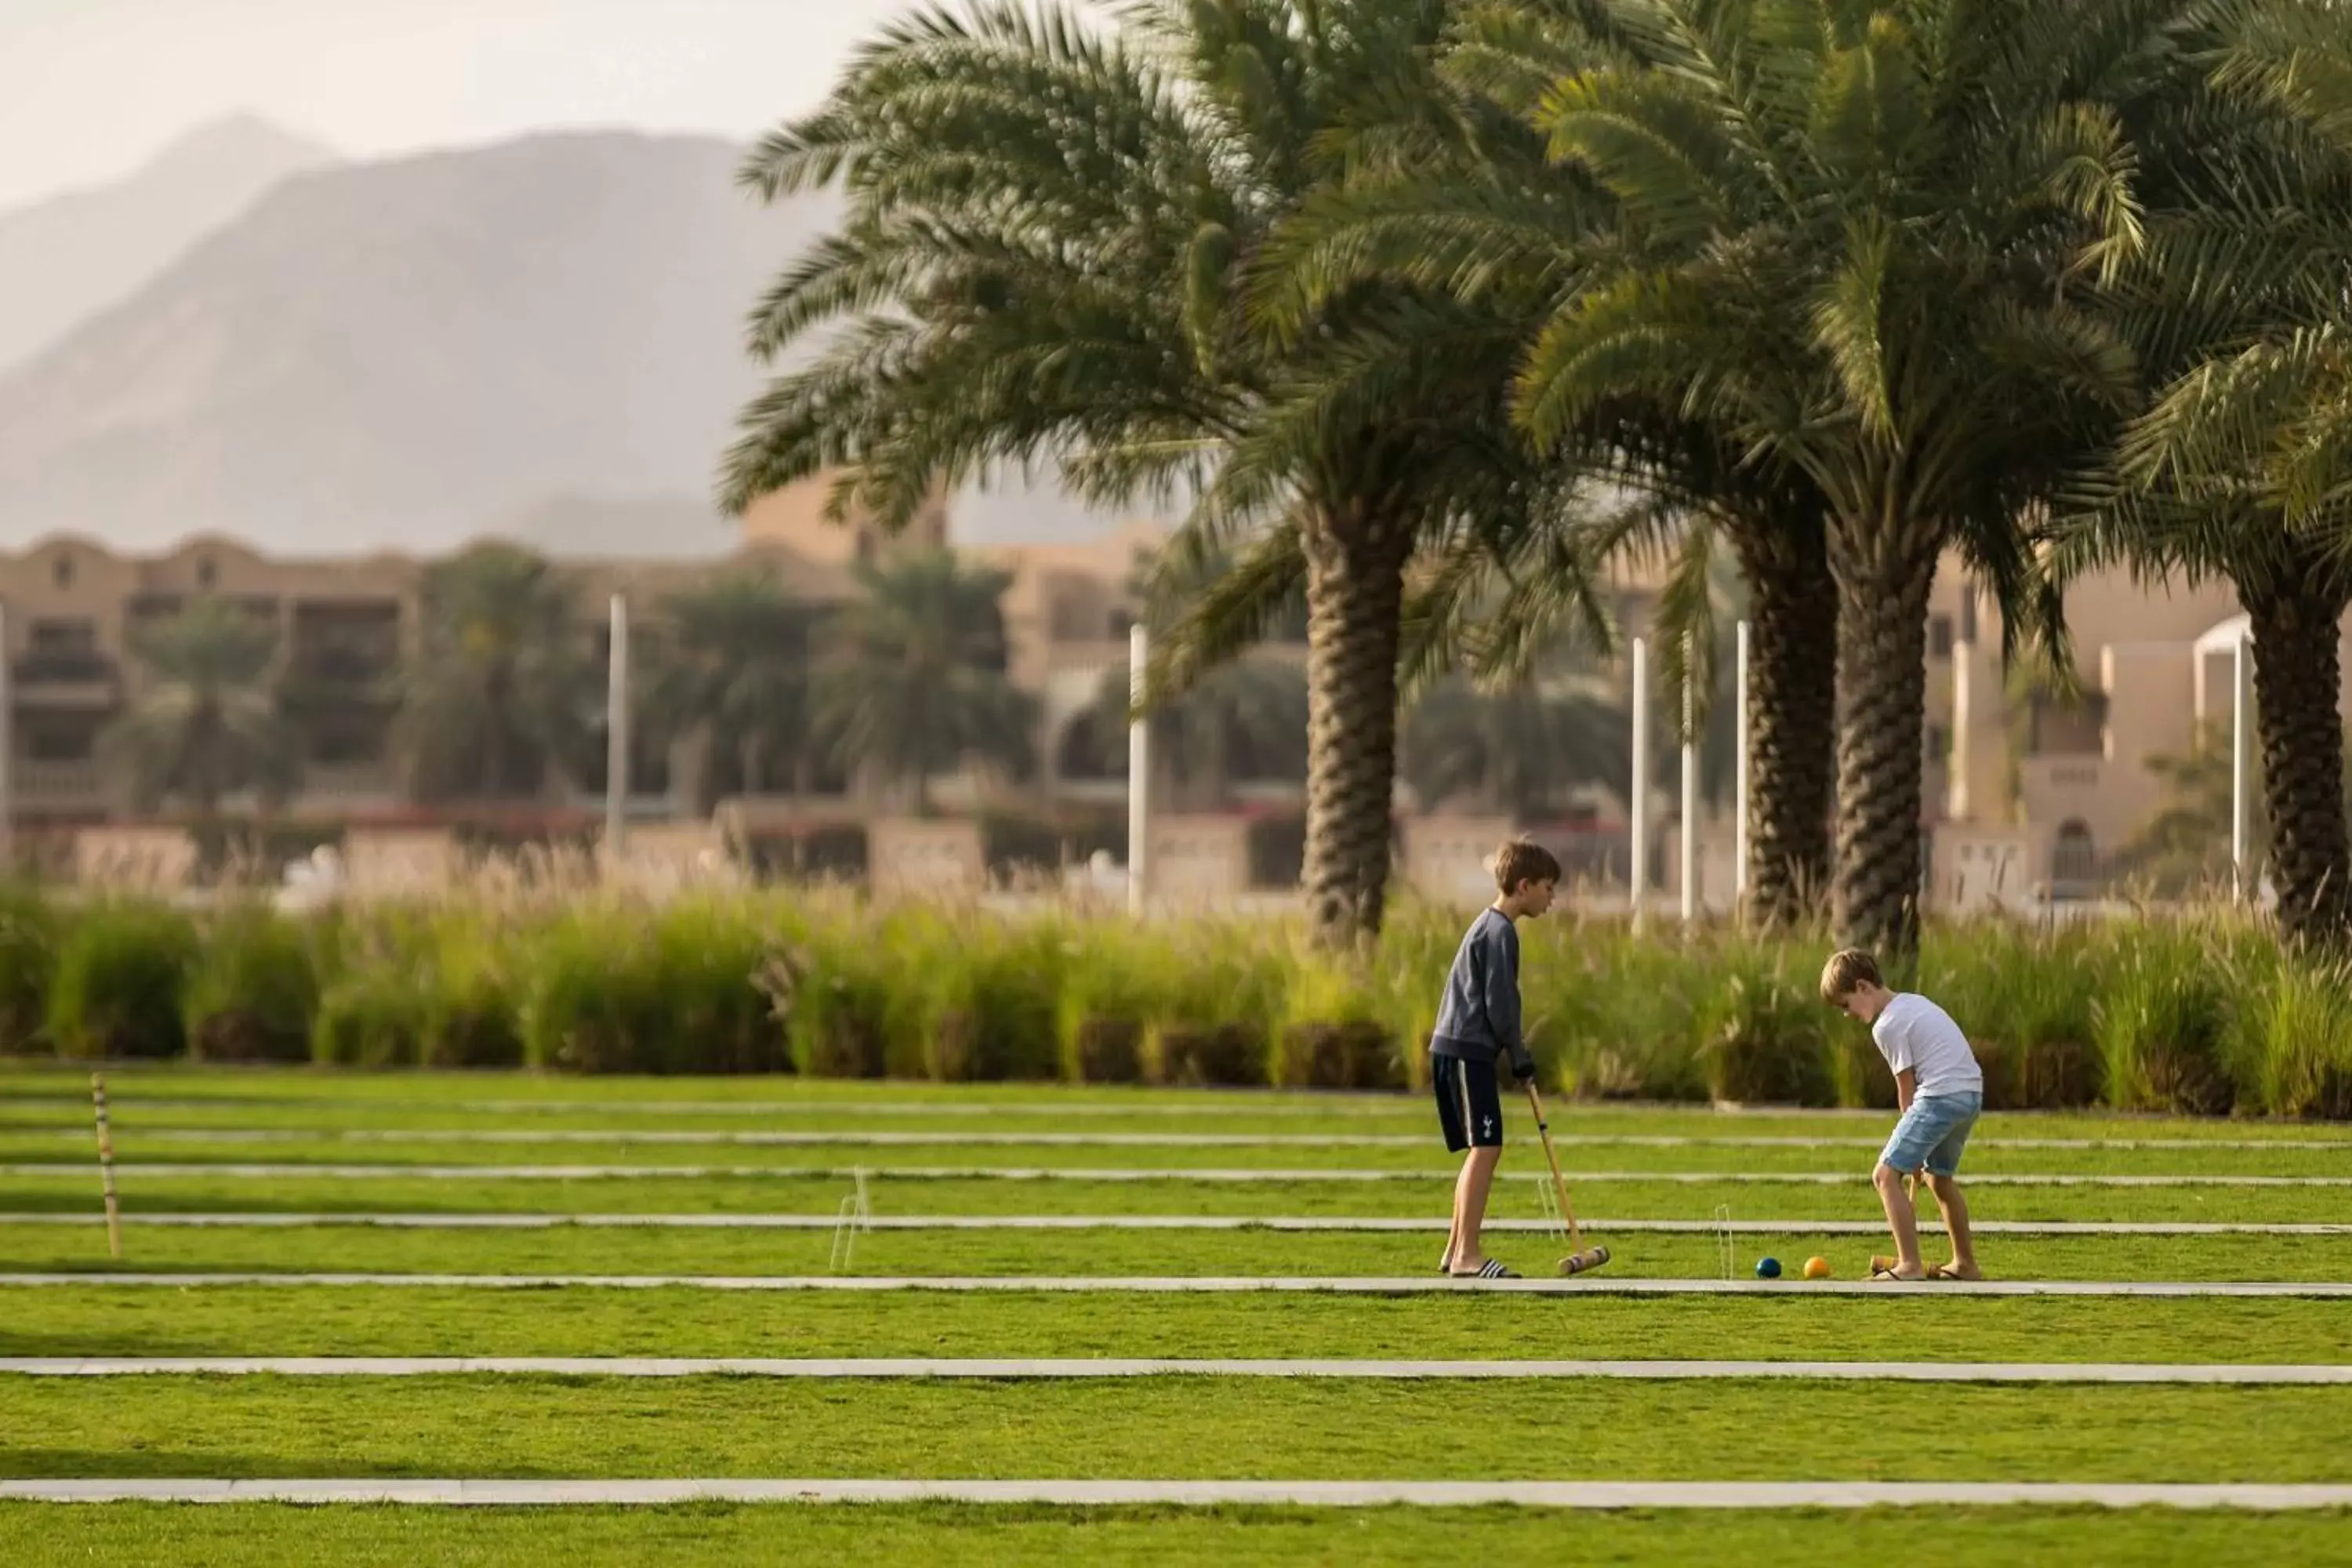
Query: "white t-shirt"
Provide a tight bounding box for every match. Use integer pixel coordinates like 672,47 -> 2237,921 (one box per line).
1872,993 -> 1983,1099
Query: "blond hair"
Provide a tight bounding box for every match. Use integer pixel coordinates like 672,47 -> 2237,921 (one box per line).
1819,948 -> 1883,1006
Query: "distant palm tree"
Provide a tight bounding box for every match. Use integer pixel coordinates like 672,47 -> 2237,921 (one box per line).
817,552 -> 1036,812
1403,673 -> 1624,822
398,544 -> 591,801
1091,654 -> 1308,805
643,572 -> 821,814
101,599 -> 301,819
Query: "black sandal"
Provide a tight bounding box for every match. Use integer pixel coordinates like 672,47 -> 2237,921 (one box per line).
1454,1258 -> 1519,1279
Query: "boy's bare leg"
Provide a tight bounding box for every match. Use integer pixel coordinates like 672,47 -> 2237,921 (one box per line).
1927,1174 -> 1982,1279
1450,1145 -> 1503,1274
1873,1162 -> 1926,1278
1441,1156 -> 1468,1271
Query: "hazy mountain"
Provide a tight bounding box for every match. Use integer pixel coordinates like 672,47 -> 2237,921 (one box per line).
0,130 -> 837,555
0,115 -> 334,376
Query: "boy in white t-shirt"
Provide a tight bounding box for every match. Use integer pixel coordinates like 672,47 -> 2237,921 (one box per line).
1820,948 -> 1985,1282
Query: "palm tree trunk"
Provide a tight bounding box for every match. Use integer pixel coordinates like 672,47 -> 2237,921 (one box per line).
2243,568 -> 2352,944
1733,516 -> 1838,927
1300,504 -> 1411,947
1828,521 -> 1936,960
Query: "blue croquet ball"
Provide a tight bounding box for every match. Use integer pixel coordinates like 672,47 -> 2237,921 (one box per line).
1755,1257 -> 1783,1279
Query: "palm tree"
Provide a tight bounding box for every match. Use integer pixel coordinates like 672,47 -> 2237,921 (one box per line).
1089,653 -> 1308,806
1250,4 -> 1843,926
101,600 -> 302,821
817,551 -> 1036,811
643,572 -> 820,814
721,0 -> 1601,944
2058,0 -> 2352,941
1502,0 -> 2157,956
399,543 -> 592,802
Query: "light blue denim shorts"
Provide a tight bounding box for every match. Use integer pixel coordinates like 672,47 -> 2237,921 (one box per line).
1880,1091 -> 1983,1178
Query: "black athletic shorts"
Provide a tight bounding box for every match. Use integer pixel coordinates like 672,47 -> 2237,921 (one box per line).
1433,1054 -> 1504,1152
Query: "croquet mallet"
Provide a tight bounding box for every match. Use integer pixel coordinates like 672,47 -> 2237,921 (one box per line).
1523,1080 -> 1610,1276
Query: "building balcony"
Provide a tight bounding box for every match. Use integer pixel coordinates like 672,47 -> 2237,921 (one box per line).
12,759 -> 104,806
12,654 -> 121,706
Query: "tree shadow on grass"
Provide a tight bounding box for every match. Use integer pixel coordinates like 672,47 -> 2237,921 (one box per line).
0,1332 -> 227,1358
0,1453 -> 564,1480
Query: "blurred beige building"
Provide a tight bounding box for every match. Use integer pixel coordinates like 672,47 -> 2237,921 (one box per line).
1922,554 -> 2352,907
0,480 -> 1242,837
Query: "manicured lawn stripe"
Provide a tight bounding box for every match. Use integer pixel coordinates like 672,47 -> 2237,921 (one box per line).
5,1377 -> 2351,1482
7,1123 -> 2349,1156
9,1287 -> 2343,1363
1,1219 -> 2347,1283
2,1500 -> 2348,1568
7,1210 -> 2347,1233
12,1160 -> 2350,1186
7,1272 -> 2352,1297
10,1356 -> 2352,1384
9,1171 -> 2341,1223
9,1479 -> 2352,1508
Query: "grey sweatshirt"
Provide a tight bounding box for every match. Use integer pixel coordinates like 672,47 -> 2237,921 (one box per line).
1428,907 -> 1532,1076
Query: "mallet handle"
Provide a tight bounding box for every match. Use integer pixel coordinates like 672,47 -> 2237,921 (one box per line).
1524,1081 -> 1586,1254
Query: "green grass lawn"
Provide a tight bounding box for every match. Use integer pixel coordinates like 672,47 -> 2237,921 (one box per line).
5,1287 -> 2349,1363
5,1131 -> 2345,1178
5,1377 -> 2350,1483
1,1502 -> 2347,1568
6,1062 -> 2349,1138
1,1220 -> 2347,1281
9,1063 -> 2352,1563
4,1170 -> 2344,1225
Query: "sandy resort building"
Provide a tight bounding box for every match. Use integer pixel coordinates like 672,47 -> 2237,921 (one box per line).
5,474 -> 2347,906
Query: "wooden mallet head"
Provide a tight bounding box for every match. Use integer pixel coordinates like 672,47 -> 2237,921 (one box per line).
1558,1243 -> 1611,1276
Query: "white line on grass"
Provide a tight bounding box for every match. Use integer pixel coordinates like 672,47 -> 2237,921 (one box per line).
5,1356 -> 2348,1383
5,1127 -> 2349,1152
8,1162 -> 2349,1186
3,1212 -> 2347,1236
5,1479 -> 2351,1509
5,1272 -> 2350,1297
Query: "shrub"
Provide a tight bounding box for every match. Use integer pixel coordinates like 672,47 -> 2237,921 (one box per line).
1143,924 -> 1282,1087
46,901 -> 198,1059
183,904 -> 323,1062
313,970 -> 430,1067
1276,950 -> 1404,1090
2096,952 -> 2238,1116
771,902 -> 893,1078
2249,955 -> 2352,1119
1540,922 -> 1706,1101
0,881 -> 60,1053
1700,953 -> 1837,1107
517,898 -> 782,1076
906,912 -> 1065,1083
1920,923 -> 2102,1109
1057,923 -> 1158,1084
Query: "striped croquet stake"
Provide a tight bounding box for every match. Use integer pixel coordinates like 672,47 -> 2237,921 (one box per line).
90,1074 -> 122,1259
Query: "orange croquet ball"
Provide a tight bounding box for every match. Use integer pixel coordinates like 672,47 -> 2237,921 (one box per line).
1802,1255 -> 1832,1279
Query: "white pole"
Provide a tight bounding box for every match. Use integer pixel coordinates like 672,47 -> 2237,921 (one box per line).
1629,637 -> 1649,927
1681,633 -> 1698,925
2232,630 -> 2252,901
1733,619 -> 1749,903
607,593 -> 629,860
1128,622 -> 1150,916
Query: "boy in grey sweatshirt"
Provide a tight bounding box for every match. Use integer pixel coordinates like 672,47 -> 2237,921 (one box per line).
1430,838 -> 1560,1279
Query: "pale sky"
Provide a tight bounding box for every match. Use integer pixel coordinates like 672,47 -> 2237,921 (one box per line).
0,0 -> 931,209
